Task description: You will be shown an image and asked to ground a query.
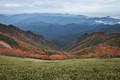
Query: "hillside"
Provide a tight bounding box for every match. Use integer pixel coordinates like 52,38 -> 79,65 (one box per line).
0,23 -> 78,60
0,23 -> 56,51
56,24 -> 120,47
64,32 -> 120,55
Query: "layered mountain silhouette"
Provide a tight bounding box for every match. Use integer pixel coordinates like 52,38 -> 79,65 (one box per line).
0,23 -> 120,56
0,13 -> 120,50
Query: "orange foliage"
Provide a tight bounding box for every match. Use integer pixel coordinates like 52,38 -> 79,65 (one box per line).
0,48 -> 70,60
72,57 -> 77,59
89,53 -> 99,58
94,46 -> 120,58
80,56 -> 90,59
50,55 -> 68,60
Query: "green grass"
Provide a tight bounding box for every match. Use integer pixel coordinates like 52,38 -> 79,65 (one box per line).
0,55 -> 120,80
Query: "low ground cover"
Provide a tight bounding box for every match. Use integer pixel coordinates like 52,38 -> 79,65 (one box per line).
0,55 -> 120,80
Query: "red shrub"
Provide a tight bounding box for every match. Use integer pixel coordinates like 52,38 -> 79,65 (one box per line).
72,57 -> 77,59
80,56 -> 90,59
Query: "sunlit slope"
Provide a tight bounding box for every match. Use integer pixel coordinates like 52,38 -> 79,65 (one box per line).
64,32 -> 120,55
0,24 -> 57,51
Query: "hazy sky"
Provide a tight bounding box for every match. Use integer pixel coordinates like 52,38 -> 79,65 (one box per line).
0,0 -> 120,18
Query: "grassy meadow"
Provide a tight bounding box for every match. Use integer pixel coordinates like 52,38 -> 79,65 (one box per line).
0,55 -> 120,80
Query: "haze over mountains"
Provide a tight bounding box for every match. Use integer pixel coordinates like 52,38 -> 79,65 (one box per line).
0,13 -> 120,49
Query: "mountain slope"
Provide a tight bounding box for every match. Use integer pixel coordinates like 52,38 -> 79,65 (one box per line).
0,24 -> 57,51
64,32 -> 120,55
0,41 -> 12,49
56,24 -> 120,46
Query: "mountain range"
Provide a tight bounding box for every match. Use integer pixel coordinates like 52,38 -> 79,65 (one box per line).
1,13 -> 120,25
0,13 -> 120,50
0,23 -> 120,57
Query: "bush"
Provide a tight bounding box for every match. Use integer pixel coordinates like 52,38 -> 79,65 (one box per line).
0,34 -> 19,47
115,55 -> 120,58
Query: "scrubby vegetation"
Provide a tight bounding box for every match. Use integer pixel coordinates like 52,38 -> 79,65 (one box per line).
0,55 -> 120,80
0,34 -> 19,47
0,48 -> 77,60
0,24 -> 57,51
65,32 -> 120,57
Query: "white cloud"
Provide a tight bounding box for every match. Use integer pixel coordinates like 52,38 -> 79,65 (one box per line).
117,22 -> 120,24
0,0 -> 120,18
0,4 -> 22,7
95,20 -> 107,24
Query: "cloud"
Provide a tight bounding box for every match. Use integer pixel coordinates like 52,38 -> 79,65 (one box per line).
0,0 -> 120,18
95,20 -> 107,24
118,22 -> 120,24
0,4 -> 22,7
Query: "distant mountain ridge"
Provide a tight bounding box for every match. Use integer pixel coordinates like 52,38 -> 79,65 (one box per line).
0,13 -> 120,37
15,23 -> 114,40
0,13 -> 119,25
0,13 -> 88,25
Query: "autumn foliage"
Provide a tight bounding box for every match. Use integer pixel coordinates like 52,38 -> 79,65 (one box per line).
0,48 -> 70,60
94,46 -> 120,58
80,56 -> 90,59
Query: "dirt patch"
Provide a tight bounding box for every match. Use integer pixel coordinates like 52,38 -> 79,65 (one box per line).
0,41 -> 12,49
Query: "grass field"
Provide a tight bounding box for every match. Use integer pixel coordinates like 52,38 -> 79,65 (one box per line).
0,55 -> 120,80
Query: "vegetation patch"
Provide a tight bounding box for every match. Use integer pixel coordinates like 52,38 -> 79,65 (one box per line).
0,34 -> 19,47
0,55 -> 120,80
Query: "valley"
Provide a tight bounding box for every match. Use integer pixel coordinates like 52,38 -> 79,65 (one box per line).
0,13 -> 120,59
0,0 -> 120,79
0,9 -> 120,80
